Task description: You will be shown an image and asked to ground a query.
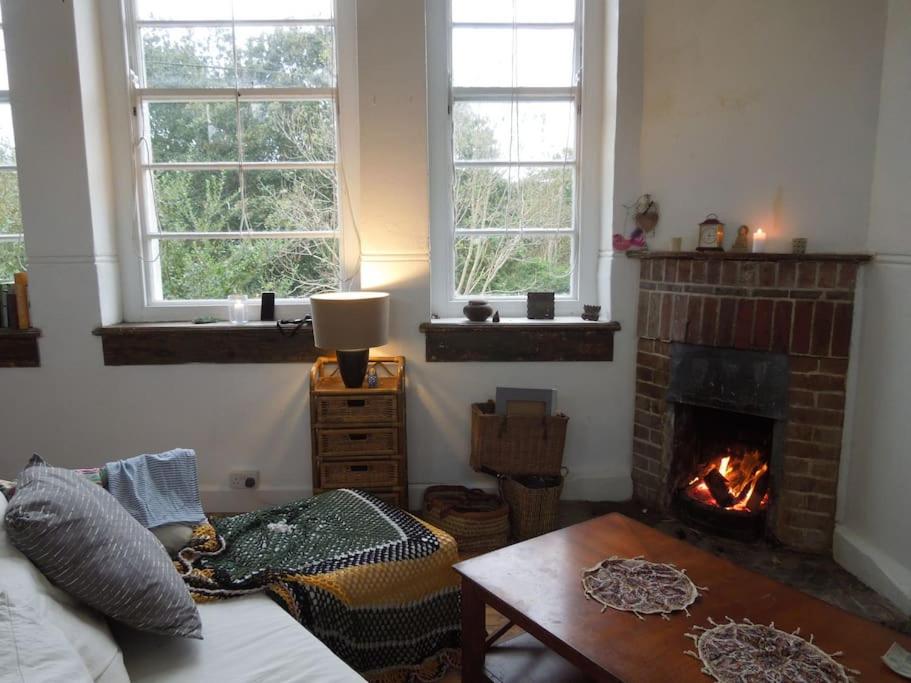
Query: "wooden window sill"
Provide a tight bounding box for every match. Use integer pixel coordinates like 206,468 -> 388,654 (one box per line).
92,322 -> 319,366
0,327 -> 41,367
418,317 -> 621,362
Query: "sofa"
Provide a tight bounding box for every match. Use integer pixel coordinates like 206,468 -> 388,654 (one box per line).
0,494 -> 362,683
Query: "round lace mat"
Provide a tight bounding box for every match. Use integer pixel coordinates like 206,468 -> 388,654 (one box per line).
581,556 -> 704,620
686,618 -> 856,683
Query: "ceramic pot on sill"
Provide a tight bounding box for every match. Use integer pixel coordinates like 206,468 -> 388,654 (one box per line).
463,299 -> 493,322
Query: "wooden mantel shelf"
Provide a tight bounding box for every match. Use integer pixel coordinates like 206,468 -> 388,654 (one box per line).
0,327 -> 41,367
93,321 -> 319,365
419,317 -> 621,362
627,251 -> 873,263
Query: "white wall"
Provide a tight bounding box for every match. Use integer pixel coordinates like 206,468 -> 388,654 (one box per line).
834,0 -> 911,614
638,0 -> 886,253
0,1 -> 896,541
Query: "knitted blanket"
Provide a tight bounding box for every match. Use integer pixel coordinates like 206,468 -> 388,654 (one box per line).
177,489 -> 461,682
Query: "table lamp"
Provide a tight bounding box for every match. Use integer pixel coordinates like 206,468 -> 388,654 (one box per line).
310,291 -> 390,388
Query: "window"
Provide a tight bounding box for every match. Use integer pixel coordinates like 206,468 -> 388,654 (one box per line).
0,6 -> 24,284
428,0 -> 601,316
122,0 -> 349,310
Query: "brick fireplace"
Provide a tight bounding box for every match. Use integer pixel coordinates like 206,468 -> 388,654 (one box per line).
631,252 -> 871,552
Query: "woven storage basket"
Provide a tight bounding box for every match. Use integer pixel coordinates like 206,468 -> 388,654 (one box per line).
500,473 -> 563,541
422,485 -> 509,554
470,401 -> 568,476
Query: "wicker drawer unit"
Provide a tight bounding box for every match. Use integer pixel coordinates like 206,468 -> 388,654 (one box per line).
320,460 -> 400,489
317,428 -> 398,457
310,356 -> 408,509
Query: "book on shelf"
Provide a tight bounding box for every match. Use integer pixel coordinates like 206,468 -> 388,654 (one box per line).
13,272 -> 29,329
0,284 -> 7,328
5,288 -> 18,329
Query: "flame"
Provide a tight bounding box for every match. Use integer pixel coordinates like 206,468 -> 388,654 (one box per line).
683,449 -> 769,512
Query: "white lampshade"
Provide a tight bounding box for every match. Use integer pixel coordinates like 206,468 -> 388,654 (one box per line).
310,292 -> 390,350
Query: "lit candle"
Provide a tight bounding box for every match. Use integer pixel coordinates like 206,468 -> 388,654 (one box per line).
752,228 -> 767,253
228,294 -> 248,325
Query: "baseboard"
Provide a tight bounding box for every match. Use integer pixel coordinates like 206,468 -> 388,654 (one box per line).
407,474 -> 633,512
201,487 -> 312,514
833,524 -> 911,615
202,474 -> 635,517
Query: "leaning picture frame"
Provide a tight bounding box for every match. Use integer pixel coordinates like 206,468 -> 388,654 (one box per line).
494,387 -> 557,416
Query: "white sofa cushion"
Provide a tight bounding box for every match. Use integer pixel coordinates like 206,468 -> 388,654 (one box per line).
0,590 -> 92,683
0,493 -> 130,682
116,593 -> 363,683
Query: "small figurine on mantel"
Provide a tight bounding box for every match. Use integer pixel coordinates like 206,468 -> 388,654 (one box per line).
731,225 -> 751,253
613,194 -> 660,252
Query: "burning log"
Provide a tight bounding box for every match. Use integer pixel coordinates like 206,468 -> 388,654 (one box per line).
704,468 -> 735,508
746,471 -> 770,512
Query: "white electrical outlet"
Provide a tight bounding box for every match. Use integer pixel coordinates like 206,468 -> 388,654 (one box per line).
229,470 -> 259,490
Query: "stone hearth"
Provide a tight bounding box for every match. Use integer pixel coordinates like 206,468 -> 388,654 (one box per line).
631,252 -> 871,552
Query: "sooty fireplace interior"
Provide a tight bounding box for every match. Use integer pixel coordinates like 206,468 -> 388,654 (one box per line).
666,344 -> 789,540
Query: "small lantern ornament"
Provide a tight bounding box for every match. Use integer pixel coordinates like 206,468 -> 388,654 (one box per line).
697,214 -> 725,252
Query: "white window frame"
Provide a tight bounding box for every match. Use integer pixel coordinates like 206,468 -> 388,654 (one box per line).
102,0 -> 359,322
427,0 -> 602,318
0,11 -> 24,278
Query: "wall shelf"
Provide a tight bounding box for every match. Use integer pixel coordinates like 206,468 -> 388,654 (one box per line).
93,322 -> 320,365
0,327 -> 41,367
419,317 -> 621,362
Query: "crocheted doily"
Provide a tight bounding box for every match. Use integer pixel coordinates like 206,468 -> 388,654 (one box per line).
685,618 -> 858,682
581,556 -> 705,620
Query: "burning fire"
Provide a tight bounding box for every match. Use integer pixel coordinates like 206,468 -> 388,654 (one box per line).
684,449 -> 770,512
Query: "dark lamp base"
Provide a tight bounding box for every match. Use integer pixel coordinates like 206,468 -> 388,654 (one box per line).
336,348 -> 370,388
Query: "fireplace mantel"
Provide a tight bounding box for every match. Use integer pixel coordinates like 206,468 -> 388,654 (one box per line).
627,251 -> 872,263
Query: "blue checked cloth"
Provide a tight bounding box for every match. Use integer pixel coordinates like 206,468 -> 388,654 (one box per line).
106,448 -> 206,529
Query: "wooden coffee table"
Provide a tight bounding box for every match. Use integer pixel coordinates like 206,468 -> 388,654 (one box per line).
454,513 -> 911,682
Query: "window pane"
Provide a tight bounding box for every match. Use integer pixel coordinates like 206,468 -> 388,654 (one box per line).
0,104 -> 15,164
141,27 -> 234,88
152,170 -> 240,232
454,235 -> 572,296
0,239 -> 26,284
136,0 -> 333,21
241,100 -> 335,163
452,28 -> 575,87
244,169 -> 336,231
158,237 -> 339,299
0,33 -> 8,91
454,166 -> 573,229
233,0 -> 333,21
235,26 -> 334,88
452,0 -> 574,24
0,171 -> 21,234
149,102 -> 237,163
454,101 -> 575,162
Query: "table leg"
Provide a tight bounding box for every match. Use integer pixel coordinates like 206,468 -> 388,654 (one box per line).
461,578 -> 487,683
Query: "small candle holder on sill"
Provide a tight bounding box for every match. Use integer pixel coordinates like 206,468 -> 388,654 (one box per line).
752,228 -> 767,253
228,294 -> 248,325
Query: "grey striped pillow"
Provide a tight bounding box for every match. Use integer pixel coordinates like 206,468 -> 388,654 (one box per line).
4,463 -> 202,639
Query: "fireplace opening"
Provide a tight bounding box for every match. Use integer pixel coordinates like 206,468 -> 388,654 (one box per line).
669,405 -> 776,541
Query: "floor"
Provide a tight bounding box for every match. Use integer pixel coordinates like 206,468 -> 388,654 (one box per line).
439,500 -> 910,682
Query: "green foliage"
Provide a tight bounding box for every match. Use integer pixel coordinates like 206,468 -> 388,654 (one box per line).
140,26 -> 573,300
0,171 -> 24,283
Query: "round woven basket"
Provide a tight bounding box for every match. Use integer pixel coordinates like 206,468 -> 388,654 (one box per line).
500,473 -> 563,541
422,485 -> 509,554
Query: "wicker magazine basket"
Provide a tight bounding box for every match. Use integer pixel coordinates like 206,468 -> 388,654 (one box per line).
470,401 -> 568,476
422,485 -> 509,554
500,473 -> 564,541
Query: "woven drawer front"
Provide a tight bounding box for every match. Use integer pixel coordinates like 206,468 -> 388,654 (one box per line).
318,428 -> 398,457
320,460 -> 399,489
316,395 -> 397,424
